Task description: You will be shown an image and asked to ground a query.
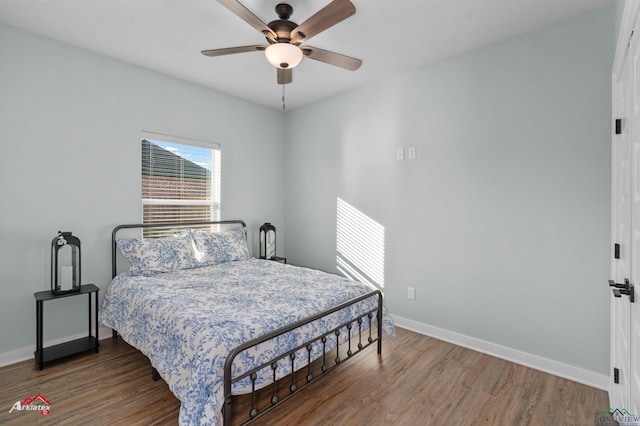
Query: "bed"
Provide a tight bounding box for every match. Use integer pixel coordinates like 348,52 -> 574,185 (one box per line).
100,220 -> 395,425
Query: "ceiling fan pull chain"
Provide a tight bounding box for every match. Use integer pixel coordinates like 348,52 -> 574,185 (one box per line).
282,84 -> 286,110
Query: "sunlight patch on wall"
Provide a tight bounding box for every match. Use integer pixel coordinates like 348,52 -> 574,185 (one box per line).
336,198 -> 385,288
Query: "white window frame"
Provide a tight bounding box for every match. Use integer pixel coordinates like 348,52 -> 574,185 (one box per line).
141,131 -> 221,226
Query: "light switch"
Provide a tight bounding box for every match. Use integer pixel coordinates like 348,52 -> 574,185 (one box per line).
396,148 -> 404,160
408,147 -> 416,160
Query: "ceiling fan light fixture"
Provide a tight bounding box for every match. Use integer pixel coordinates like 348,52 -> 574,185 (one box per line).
265,43 -> 303,69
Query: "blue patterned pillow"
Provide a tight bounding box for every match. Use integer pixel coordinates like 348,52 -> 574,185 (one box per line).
116,233 -> 198,275
191,227 -> 250,266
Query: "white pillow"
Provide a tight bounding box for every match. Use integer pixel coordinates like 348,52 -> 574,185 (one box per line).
116,233 -> 198,275
191,227 -> 250,266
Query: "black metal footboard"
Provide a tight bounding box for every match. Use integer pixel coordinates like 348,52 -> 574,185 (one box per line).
223,289 -> 383,425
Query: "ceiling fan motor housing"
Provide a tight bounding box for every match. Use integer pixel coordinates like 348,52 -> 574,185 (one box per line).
267,4 -> 299,44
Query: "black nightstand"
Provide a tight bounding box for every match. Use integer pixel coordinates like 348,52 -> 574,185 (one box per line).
34,284 -> 99,370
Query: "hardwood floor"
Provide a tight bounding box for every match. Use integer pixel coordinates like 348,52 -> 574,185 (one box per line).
0,328 -> 609,425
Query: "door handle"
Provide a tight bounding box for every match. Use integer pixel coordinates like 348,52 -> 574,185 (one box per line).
609,278 -> 629,289
609,279 -> 635,302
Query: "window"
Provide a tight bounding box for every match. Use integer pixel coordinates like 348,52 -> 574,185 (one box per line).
141,132 -> 220,236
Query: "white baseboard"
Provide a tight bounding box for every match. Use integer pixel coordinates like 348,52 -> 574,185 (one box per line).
391,315 -> 609,391
0,326 -> 113,368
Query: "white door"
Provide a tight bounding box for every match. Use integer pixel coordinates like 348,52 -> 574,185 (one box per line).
612,48 -> 632,411
612,2 -> 640,417
629,22 -> 640,416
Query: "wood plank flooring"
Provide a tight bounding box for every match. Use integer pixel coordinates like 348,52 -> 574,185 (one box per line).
0,328 -> 609,425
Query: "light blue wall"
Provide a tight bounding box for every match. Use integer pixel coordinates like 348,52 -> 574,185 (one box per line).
283,7 -> 614,374
0,23 -> 285,354
0,5 -> 616,376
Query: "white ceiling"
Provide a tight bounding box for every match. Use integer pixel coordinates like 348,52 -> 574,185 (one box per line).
0,0 -> 613,110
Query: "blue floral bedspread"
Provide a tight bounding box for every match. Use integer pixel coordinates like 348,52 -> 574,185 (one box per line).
100,258 -> 394,425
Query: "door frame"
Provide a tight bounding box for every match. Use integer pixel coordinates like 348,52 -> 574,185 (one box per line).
611,0 -> 640,414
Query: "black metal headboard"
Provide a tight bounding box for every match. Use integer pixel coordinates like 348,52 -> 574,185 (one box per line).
111,220 -> 247,278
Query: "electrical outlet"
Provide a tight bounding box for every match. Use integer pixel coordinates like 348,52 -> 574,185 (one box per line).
408,287 -> 415,300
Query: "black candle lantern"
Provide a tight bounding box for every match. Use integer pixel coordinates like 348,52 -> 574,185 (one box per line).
259,223 -> 276,260
51,231 -> 81,294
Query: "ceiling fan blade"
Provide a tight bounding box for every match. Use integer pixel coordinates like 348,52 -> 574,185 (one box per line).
290,0 -> 356,44
302,46 -> 362,71
217,0 -> 277,42
277,68 -> 293,85
201,45 -> 267,57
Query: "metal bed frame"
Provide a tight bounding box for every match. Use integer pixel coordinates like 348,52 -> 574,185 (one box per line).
110,220 -> 383,425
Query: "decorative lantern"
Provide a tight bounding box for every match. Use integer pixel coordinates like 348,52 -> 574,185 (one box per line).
259,223 -> 276,260
51,231 -> 81,294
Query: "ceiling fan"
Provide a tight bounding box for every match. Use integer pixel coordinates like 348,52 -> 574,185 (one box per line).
202,0 -> 362,85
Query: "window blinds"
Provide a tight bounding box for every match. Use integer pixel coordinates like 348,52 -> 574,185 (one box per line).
141,133 -> 220,234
